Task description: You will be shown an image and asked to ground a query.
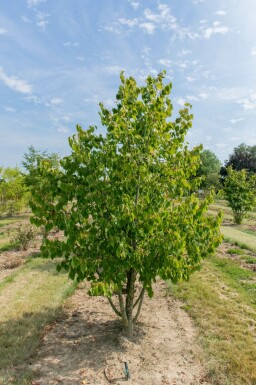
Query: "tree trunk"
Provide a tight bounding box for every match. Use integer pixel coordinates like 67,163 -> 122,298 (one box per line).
125,268 -> 137,335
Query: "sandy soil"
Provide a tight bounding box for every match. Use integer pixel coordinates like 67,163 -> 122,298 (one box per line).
31,281 -> 210,385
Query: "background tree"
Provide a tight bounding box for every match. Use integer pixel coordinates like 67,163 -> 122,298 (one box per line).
223,167 -> 256,224
22,145 -> 60,187
220,143 -> 256,180
0,167 -> 27,217
30,72 -> 222,335
197,149 -> 222,190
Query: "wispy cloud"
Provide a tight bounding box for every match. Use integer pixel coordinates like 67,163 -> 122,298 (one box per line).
35,11 -> 50,30
64,41 -> 79,47
139,22 -> 155,34
0,28 -> 7,35
0,68 -> 32,94
215,10 -> 226,16
129,1 -> 139,10
200,21 -> 229,39
237,95 -> 256,110
57,126 -> 69,133
104,3 -> 229,41
50,97 -> 63,105
4,107 -> 16,112
105,65 -> 125,75
27,0 -> 46,7
229,117 -> 244,124
251,47 -> 256,56
186,76 -> 195,82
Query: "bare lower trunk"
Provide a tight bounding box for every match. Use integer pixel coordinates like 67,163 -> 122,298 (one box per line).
113,269 -> 146,336
125,268 -> 137,335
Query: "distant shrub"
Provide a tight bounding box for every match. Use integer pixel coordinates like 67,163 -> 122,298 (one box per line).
12,224 -> 37,250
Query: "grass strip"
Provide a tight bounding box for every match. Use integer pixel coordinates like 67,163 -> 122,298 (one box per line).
0,257 -> 77,384
221,226 -> 256,252
168,256 -> 256,385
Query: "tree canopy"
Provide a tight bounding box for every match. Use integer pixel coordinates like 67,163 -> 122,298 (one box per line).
0,166 -> 27,217
30,71 -> 222,334
197,149 -> 221,190
221,143 -> 256,179
223,167 -> 256,224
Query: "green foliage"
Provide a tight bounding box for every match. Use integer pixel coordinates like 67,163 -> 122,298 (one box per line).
223,167 -> 256,224
22,146 -> 60,188
197,149 -> 222,190
29,71 -> 222,332
0,167 -> 28,217
222,143 -> 256,176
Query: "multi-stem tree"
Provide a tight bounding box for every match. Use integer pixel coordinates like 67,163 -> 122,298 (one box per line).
30,72 -> 222,335
223,167 -> 256,224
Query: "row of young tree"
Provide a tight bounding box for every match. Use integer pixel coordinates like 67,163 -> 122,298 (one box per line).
0,72 -> 255,334
1,141 -> 254,219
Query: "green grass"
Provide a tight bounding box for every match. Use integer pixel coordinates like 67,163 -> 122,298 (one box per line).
241,229 -> 256,237
221,226 -> 256,252
0,242 -> 19,252
0,257 -> 77,384
241,256 -> 256,264
168,254 -> 256,385
227,248 -> 247,255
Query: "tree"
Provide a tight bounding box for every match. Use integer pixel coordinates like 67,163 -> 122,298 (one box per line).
0,166 -> 27,217
22,145 -> 60,187
223,167 -> 256,224
30,71 -> 222,335
220,143 -> 256,180
197,149 -> 222,190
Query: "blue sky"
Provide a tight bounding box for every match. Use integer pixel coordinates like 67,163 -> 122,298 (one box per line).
1,0 -> 256,167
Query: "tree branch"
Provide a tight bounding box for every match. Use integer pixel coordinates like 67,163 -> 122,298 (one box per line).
107,296 -> 122,318
133,288 -> 145,324
133,287 -> 145,309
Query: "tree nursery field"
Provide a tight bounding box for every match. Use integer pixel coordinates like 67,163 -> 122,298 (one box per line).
0,199 -> 255,385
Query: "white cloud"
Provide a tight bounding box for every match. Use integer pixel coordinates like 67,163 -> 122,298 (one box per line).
177,61 -> 187,69
25,94 -> 44,104
21,16 -> 32,23
105,66 -> 124,75
57,127 -> 69,133
176,98 -> 186,106
179,49 -> 191,56
251,47 -> 256,56
0,68 -> 32,94
118,18 -> 138,28
103,98 -> 115,108
186,76 -> 195,82
215,10 -> 226,16
200,21 -> 229,39
129,1 -> 139,10
186,94 -> 198,101
237,97 -> 256,110
4,107 -> 16,112
0,28 -> 7,35
27,0 -> 46,7
216,143 -> 228,148
64,41 -> 79,47
229,117 -> 244,124
36,11 -> 50,30
50,97 -> 63,105
139,22 -> 155,34
198,92 -> 209,100
158,58 -> 172,67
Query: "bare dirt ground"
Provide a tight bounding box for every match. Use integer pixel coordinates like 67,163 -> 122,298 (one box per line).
31,281 -> 210,385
